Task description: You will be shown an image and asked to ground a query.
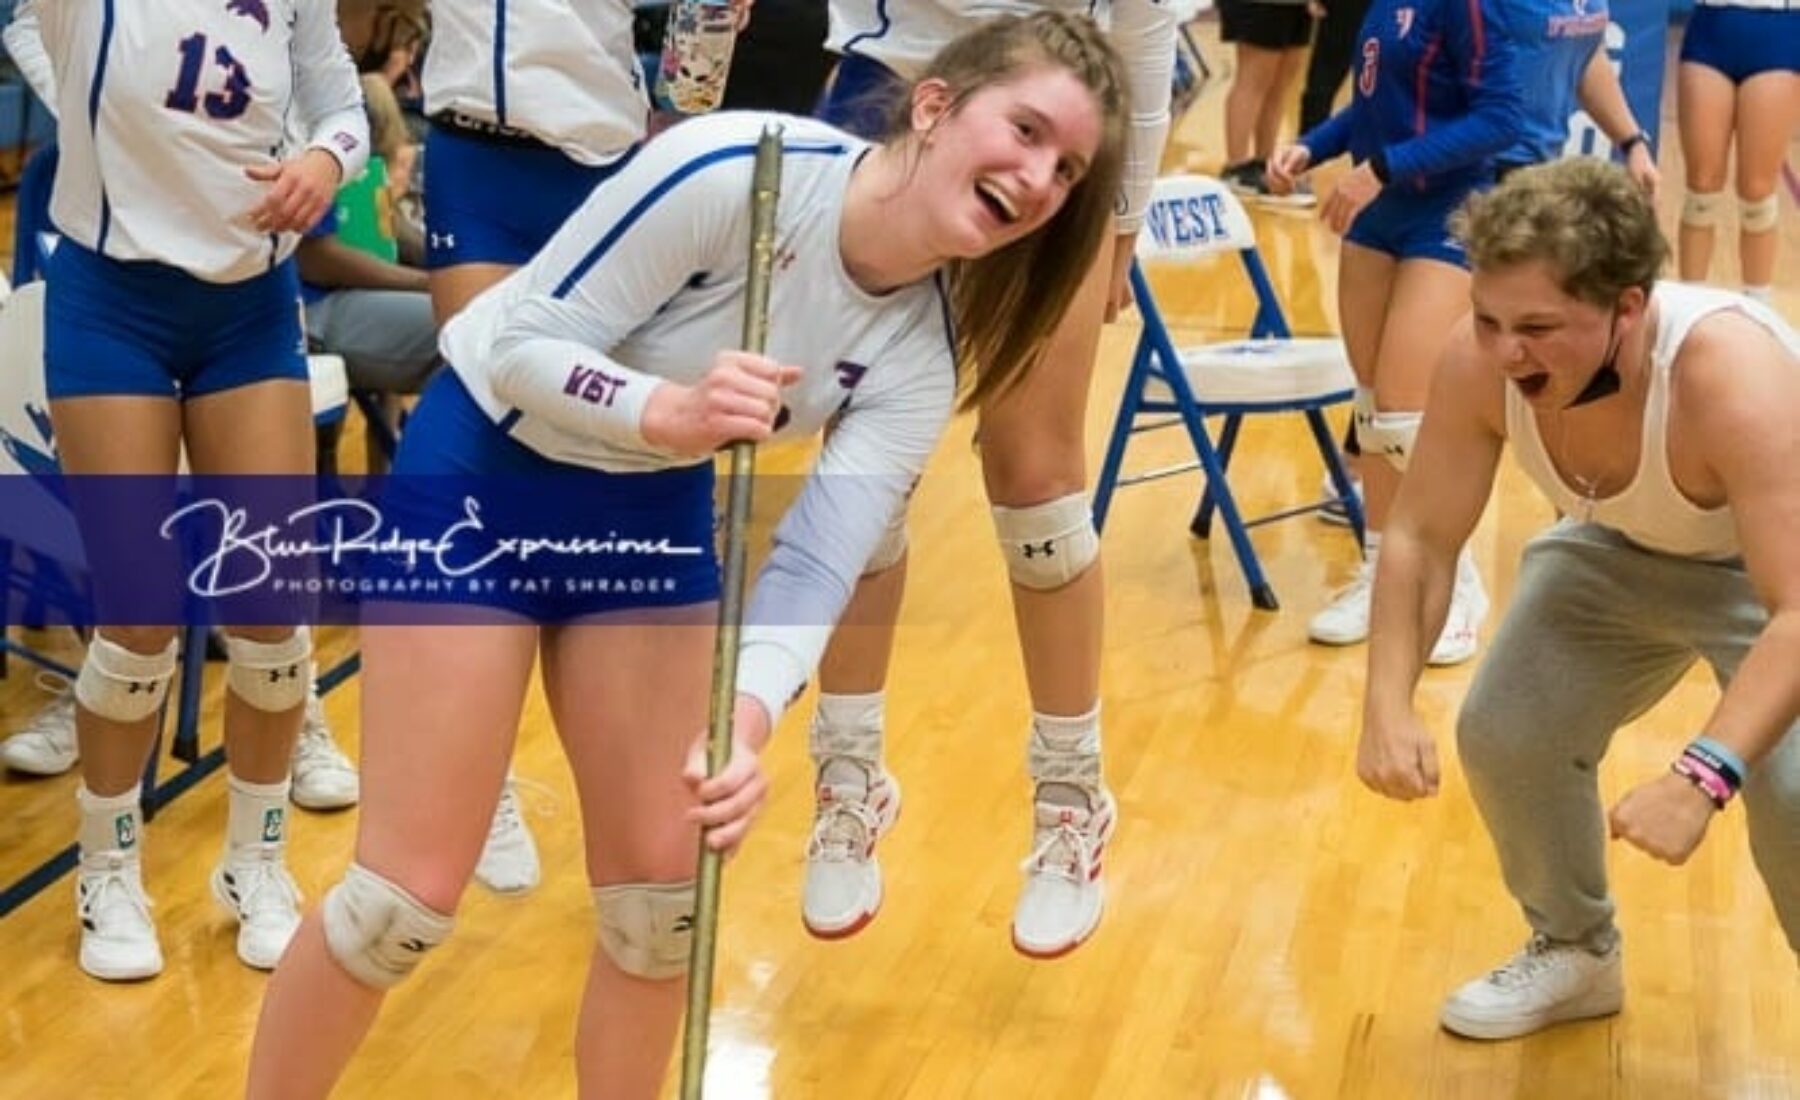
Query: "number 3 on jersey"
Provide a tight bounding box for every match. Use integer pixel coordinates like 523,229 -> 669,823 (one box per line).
1357,38 -> 1380,97
165,34 -> 253,120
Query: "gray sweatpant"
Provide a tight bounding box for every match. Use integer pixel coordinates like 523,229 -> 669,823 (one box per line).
1457,521 -> 1800,954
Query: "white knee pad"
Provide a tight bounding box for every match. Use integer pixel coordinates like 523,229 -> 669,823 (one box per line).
322,862 -> 455,990
1352,388 -> 1421,471
225,627 -> 313,712
1740,193 -> 1779,234
991,493 -> 1099,591
1682,189 -> 1725,229
75,634 -> 179,723
864,510 -> 908,574
593,880 -> 695,981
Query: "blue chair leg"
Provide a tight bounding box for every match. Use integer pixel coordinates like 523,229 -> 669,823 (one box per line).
1192,412 -> 1244,539
1092,341 -> 1154,532
1179,410 -> 1278,610
171,624 -> 209,765
1305,407 -> 1366,547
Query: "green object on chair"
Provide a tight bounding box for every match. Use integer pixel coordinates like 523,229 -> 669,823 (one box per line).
331,155 -> 396,262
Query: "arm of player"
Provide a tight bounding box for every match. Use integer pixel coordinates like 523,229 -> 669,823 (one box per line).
1380,0 -> 1523,183
3,0 -> 57,120
1360,320 -> 1506,801
735,324 -> 957,730
292,0 -> 369,182
485,117 -> 771,452
1575,47 -> 1659,199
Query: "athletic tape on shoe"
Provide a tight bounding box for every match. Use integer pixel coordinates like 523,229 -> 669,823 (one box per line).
75,634 -> 179,723
225,627 -> 313,712
322,862 -> 454,989
990,493 -> 1099,591
592,880 -> 696,980
1681,189 -> 1724,229
1028,737 -> 1103,790
1740,193 -> 1779,234
864,510 -> 908,574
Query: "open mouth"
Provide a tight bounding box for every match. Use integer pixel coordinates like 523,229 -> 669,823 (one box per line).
1511,372 -> 1550,399
975,181 -> 1021,226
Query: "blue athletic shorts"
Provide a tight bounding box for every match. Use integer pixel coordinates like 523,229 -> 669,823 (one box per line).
1344,184 -> 1478,268
1680,6 -> 1800,84
423,119 -> 636,269
365,369 -> 721,622
816,52 -> 905,141
44,240 -> 306,400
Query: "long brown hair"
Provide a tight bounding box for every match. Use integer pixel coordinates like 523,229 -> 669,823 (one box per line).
891,13 -> 1129,409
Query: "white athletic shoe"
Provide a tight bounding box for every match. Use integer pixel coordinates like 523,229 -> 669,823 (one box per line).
1316,471 -> 1362,528
1440,934 -> 1623,1039
1012,787 -> 1117,959
1307,556 -> 1375,646
2,673 -> 79,776
211,844 -> 303,970
289,691 -> 359,810
77,852 -> 163,981
474,779 -> 540,895
801,760 -> 901,939
1426,563 -> 1490,667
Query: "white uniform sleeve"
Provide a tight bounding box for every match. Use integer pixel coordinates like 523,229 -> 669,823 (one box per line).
3,0 -> 56,120
1110,0 -> 1177,233
292,0 -> 369,181
485,120 -> 754,450
735,316 -> 957,725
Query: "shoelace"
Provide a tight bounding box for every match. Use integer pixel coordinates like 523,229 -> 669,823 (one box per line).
807,790 -> 881,863
1488,934 -> 1566,989
294,701 -> 350,766
81,859 -> 154,929
228,845 -> 299,921
1021,815 -> 1094,884
20,671 -> 77,742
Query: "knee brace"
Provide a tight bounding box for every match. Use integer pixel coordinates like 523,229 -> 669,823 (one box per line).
1354,387 -> 1421,471
75,634 -> 179,723
1682,189 -> 1725,229
990,493 -> 1099,591
1740,193 -> 1779,234
592,880 -> 695,981
322,862 -> 455,989
863,510 -> 908,574
225,627 -> 312,712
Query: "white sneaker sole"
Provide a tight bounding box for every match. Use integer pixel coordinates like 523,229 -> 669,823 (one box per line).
289,782 -> 359,812
1439,982 -> 1623,1040
1011,881 -> 1106,961
801,779 -> 902,941
79,949 -> 163,982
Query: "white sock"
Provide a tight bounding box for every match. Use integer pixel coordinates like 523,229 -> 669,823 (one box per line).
811,691 -> 885,793
1362,529 -> 1383,565
1030,706 -> 1103,807
1744,285 -> 1773,305
226,774 -> 291,853
77,784 -> 143,862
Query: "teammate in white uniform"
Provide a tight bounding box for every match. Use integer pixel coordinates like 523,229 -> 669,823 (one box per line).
804,0 -> 1176,959
26,0 -> 365,982
246,16 -> 1131,1097
1357,159 -> 1799,1039
418,0 -> 654,893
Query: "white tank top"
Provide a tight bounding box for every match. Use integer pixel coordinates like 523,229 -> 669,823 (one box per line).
1505,281 -> 1800,560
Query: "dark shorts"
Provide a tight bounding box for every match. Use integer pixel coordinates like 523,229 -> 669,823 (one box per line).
367,369 -> 720,623
1344,184 -> 1478,267
423,118 -> 636,269
816,52 -> 905,140
1219,0 -> 1315,50
1679,5 -> 1800,84
45,240 -> 306,400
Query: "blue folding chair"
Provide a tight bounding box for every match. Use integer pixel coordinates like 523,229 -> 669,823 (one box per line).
1093,174 -> 1365,611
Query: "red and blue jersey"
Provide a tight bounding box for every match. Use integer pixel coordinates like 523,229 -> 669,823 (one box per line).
1300,0 -> 1523,194
1498,0 -> 1611,167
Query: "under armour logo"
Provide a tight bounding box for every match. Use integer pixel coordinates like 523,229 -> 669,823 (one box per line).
429,231 -> 456,251
268,666 -> 300,683
672,915 -> 695,933
399,938 -> 428,952
127,681 -> 159,695
1021,540 -> 1056,559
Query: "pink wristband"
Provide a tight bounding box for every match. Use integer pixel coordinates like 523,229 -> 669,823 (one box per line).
1672,756 -> 1732,809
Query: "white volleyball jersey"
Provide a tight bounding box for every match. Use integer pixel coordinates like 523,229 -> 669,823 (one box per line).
421,0 -> 646,165
3,1 -> 56,118
826,0 -> 1176,230
1506,282 -> 1800,560
442,112 -> 958,722
38,0 -> 367,284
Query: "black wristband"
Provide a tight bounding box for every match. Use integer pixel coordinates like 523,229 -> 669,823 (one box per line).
1369,148 -> 1391,184
1618,131 -> 1649,157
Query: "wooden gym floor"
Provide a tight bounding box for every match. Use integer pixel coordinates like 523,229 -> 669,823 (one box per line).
1,21 -> 1795,1100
